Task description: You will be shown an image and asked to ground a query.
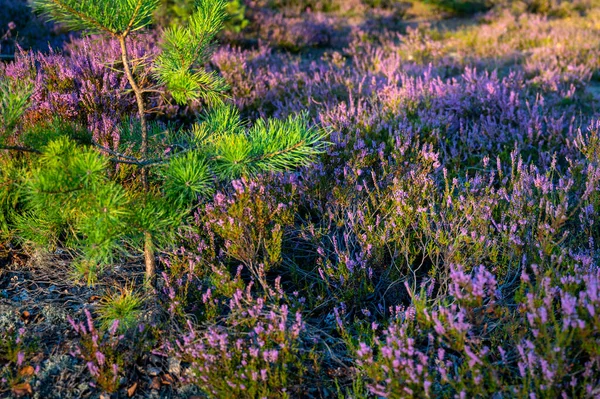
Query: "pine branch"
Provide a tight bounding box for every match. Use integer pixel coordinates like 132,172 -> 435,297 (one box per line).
32,0 -> 116,35
208,112 -> 329,179
140,89 -> 166,94
0,145 -> 42,154
248,140 -> 308,164
123,0 -> 144,37
92,140 -> 193,167
153,0 -> 229,105
91,140 -> 139,162
31,0 -> 160,37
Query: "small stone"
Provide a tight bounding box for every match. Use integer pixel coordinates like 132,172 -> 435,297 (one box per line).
147,366 -> 161,376
150,355 -> 161,364
167,357 -> 181,376
76,383 -> 89,393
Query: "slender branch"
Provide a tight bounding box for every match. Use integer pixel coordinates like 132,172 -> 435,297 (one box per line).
123,0 -> 143,37
91,140 -> 139,162
0,145 -> 41,154
92,140 -> 171,166
107,155 -> 170,166
108,158 -> 141,165
118,35 -> 149,189
103,52 -> 153,74
141,89 -> 166,94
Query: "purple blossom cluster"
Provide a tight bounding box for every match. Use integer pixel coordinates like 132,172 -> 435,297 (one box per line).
67,310 -> 125,393
1,34 -> 167,148
355,262 -> 600,398
196,9 -> 600,397
167,286 -> 306,398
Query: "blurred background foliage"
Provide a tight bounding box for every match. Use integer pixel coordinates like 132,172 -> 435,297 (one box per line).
2,0 -> 599,61
155,0 -> 250,32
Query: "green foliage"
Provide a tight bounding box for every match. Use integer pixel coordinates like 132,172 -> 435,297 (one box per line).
70,257 -> 102,286
20,118 -> 91,150
161,104 -> 328,203
197,105 -> 329,180
225,0 -> 249,32
0,156 -> 26,240
96,286 -> 145,332
240,114 -> 329,175
15,137 -> 129,262
154,0 -> 230,105
0,79 -> 33,141
10,135 -> 187,278
2,0 -> 327,285
128,191 -> 186,245
192,102 -> 246,141
155,0 -> 248,32
160,151 -> 215,204
155,0 -> 195,27
31,0 -> 160,36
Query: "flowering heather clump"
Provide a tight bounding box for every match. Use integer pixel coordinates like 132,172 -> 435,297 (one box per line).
170,286 -> 307,398
353,260 -> 600,398
2,35 -> 161,146
67,310 -> 128,393
202,177 -> 297,285
251,10 -> 334,52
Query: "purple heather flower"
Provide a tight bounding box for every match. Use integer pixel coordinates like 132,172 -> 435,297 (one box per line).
95,351 -> 106,366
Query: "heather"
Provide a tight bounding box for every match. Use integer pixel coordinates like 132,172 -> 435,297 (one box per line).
1,0 -> 600,398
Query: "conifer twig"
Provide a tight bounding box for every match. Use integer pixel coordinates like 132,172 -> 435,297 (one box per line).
0,145 -> 41,154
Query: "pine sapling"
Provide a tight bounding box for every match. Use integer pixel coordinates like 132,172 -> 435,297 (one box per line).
1,0 -> 328,284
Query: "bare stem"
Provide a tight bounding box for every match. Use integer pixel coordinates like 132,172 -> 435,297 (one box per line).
0,145 -> 41,153
118,35 -> 148,190
144,231 -> 156,285
118,35 -> 155,283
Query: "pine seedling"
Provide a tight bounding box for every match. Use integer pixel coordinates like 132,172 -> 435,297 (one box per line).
1,0 -> 328,284
97,285 -> 145,332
